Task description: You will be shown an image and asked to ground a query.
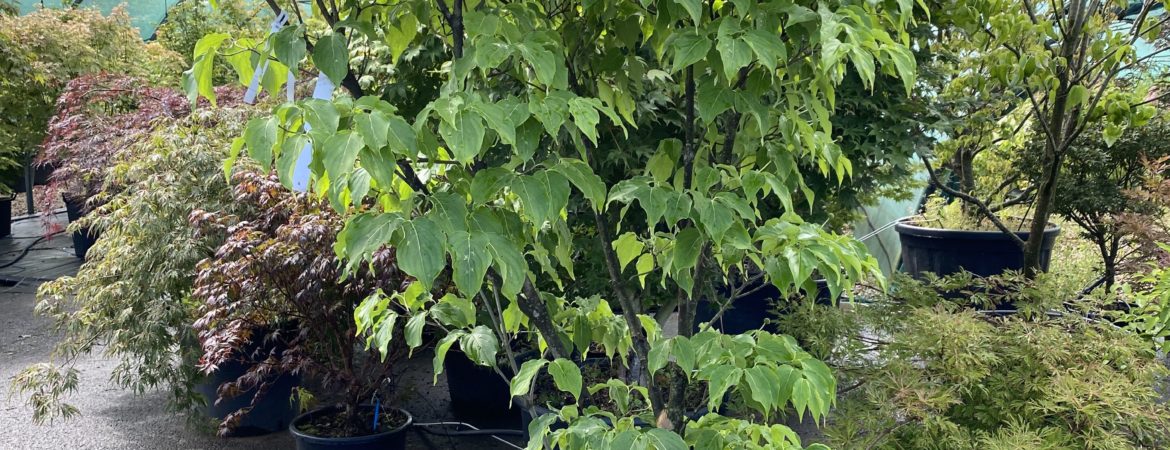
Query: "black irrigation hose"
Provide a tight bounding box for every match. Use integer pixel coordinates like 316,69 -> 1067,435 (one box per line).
0,235 -> 49,269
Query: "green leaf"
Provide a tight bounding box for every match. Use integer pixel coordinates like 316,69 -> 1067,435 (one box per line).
372,312 -> 399,361
509,359 -> 549,404
386,115 -> 418,156
396,217 -> 448,289
518,40 -> 557,85
313,33 -> 350,84
482,231 -> 527,300
671,30 -> 711,73
613,232 -> 645,271
449,230 -> 493,295
1066,84 -> 1089,112
568,98 -> 602,144
358,145 -> 396,190
460,325 -> 500,367
548,358 -> 583,402
742,30 -> 784,74
674,0 -> 704,24
703,366 -> 742,411
716,36 -> 752,82
636,253 -> 655,288
303,99 -> 340,132
431,294 -> 477,328
322,131 -> 363,181
695,79 -> 734,124
440,110 -> 486,163
551,159 -> 607,211
272,25 -> 307,69
243,116 -> 277,171
433,331 -> 466,383
429,191 -> 469,236
673,227 -> 703,273
744,365 -> 779,415
645,429 -> 688,450
386,13 -> 418,64
405,311 -> 427,352
337,213 -> 404,271
356,110 -> 390,151
471,168 -> 514,204
513,170 -> 571,227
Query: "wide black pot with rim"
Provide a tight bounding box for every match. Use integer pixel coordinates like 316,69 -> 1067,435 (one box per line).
694,278 -> 833,334
0,196 -> 12,238
894,217 -> 1061,279
62,195 -> 98,259
289,405 -> 413,450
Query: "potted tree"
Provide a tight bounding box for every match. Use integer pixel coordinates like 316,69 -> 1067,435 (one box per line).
194,0 -> 916,445
898,0 -> 1165,279
192,172 -> 413,448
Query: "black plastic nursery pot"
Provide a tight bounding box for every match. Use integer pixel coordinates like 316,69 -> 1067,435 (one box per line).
0,196 -> 11,238
195,325 -> 301,436
693,278 -> 833,334
289,405 -> 413,450
194,358 -> 301,436
894,217 -> 1061,279
62,195 -> 97,259
444,348 -> 522,427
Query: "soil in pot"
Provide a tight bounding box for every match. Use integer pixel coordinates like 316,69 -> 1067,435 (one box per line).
290,405 -> 412,450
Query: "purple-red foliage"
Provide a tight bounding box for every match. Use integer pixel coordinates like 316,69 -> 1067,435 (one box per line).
36,73 -> 244,222
191,171 -> 407,435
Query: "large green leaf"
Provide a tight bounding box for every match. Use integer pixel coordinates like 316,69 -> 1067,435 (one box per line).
460,325 -> 500,367
550,158 -> 607,211
313,33 -> 350,84
272,24 -> 307,69
432,331 -> 466,383
396,217 -> 447,289
337,212 -> 404,272
548,358 -> 583,402
321,131 -> 363,182
243,116 -> 277,171
448,230 -> 493,295
509,359 -> 549,403
513,170 -> 571,227
439,110 -> 486,163
613,232 -> 644,271
671,30 -> 711,73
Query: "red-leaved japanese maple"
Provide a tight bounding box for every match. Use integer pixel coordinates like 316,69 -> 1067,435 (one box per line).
191,171 -> 408,435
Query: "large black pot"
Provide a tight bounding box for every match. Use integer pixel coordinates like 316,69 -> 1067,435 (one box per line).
289,405 -> 412,450
195,359 -> 301,436
444,348 -> 520,426
895,217 -> 1061,279
694,278 -> 832,334
0,197 -> 11,238
195,325 -> 301,436
62,195 -> 97,259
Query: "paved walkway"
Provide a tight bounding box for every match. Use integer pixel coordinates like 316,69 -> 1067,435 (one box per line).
0,213 -> 520,449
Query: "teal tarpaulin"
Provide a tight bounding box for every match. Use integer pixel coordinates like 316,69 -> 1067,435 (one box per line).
16,0 -> 179,40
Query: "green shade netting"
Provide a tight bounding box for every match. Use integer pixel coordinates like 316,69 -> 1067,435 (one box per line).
16,0 -> 179,40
